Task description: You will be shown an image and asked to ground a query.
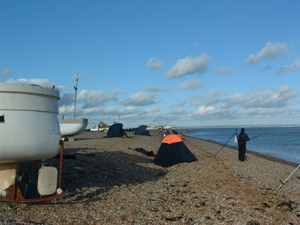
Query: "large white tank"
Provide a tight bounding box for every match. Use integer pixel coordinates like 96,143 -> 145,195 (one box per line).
0,83 -> 61,164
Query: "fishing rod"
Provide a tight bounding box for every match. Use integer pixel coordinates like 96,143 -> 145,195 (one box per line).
250,133 -> 268,140
214,132 -> 237,157
275,164 -> 300,193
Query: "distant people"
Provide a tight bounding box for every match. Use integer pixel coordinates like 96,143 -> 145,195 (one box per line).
238,128 -> 250,161
173,129 -> 178,134
120,125 -> 127,138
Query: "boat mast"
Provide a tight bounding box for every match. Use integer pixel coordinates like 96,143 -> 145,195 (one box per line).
74,74 -> 78,119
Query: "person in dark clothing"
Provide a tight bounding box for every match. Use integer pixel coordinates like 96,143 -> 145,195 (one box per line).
120,125 -> 127,138
238,128 -> 250,161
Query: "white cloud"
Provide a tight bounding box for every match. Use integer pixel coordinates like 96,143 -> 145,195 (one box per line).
144,106 -> 160,113
244,42 -> 290,65
121,91 -> 162,106
190,98 -> 222,107
213,66 -> 235,75
171,99 -> 187,108
112,89 -> 127,95
188,105 -> 232,120
59,105 -> 141,120
1,66 -> 12,76
188,89 -> 231,106
259,65 -> 272,72
5,78 -> 68,90
177,99 -> 187,107
143,85 -> 171,92
179,80 -> 204,90
236,107 -> 291,117
187,85 -> 299,121
57,84 -> 300,127
275,58 -> 300,74
166,54 -> 210,79
170,108 -> 187,115
146,57 -> 164,70
188,105 -> 295,120
77,89 -> 120,108
58,105 -> 76,116
201,89 -> 231,99
72,105 -> 163,127
166,109 -> 188,121
58,93 -> 75,107
221,85 -> 298,109
119,106 -> 139,114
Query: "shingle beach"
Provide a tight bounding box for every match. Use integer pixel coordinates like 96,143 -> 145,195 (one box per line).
1,130 -> 300,224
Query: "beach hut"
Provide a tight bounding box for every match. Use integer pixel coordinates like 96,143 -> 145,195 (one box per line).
153,134 -> 197,167
134,125 -> 150,136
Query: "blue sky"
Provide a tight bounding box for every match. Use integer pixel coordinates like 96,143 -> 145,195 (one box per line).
1,0 -> 300,128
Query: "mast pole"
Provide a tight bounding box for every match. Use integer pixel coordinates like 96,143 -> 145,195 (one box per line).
74,74 -> 78,119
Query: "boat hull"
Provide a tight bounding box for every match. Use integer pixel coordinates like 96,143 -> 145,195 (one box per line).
0,83 -> 61,164
59,118 -> 88,137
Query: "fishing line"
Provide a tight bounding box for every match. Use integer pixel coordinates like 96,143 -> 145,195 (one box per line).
247,133 -> 269,149
250,133 -> 268,140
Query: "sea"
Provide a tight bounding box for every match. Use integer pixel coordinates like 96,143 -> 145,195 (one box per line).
182,127 -> 300,165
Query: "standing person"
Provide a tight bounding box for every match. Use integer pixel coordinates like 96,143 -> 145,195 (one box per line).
238,128 -> 250,161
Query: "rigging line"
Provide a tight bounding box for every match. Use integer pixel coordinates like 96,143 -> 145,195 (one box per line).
214,132 -> 237,157
74,73 -> 78,119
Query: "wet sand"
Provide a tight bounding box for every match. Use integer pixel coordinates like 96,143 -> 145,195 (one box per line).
0,130 -> 300,224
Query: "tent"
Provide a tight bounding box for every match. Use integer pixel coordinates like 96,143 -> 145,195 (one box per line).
153,134 -> 197,167
107,123 -> 123,137
134,125 -> 150,136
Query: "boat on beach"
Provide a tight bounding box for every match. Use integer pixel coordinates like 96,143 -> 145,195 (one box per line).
59,117 -> 88,136
59,74 -> 88,139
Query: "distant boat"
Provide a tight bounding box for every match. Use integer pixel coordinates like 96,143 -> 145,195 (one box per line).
90,124 -> 110,132
59,74 -> 88,138
146,122 -> 176,130
161,124 -> 176,130
146,122 -> 160,130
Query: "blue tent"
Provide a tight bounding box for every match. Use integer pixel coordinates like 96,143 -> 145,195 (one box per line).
107,123 -> 123,137
134,125 -> 150,136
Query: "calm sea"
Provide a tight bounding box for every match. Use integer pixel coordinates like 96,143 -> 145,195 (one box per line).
183,127 -> 300,164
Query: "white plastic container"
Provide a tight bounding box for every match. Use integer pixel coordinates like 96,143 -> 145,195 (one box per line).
0,83 -> 61,164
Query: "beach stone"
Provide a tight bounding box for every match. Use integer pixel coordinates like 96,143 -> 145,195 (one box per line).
0,130 -> 299,224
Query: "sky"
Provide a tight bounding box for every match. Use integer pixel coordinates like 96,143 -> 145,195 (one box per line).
1,0 -> 300,129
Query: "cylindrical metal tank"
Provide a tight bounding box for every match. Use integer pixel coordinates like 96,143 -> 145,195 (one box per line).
0,83 -> 61,164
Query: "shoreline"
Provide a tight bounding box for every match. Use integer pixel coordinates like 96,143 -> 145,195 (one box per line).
181,133 -> 299,168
